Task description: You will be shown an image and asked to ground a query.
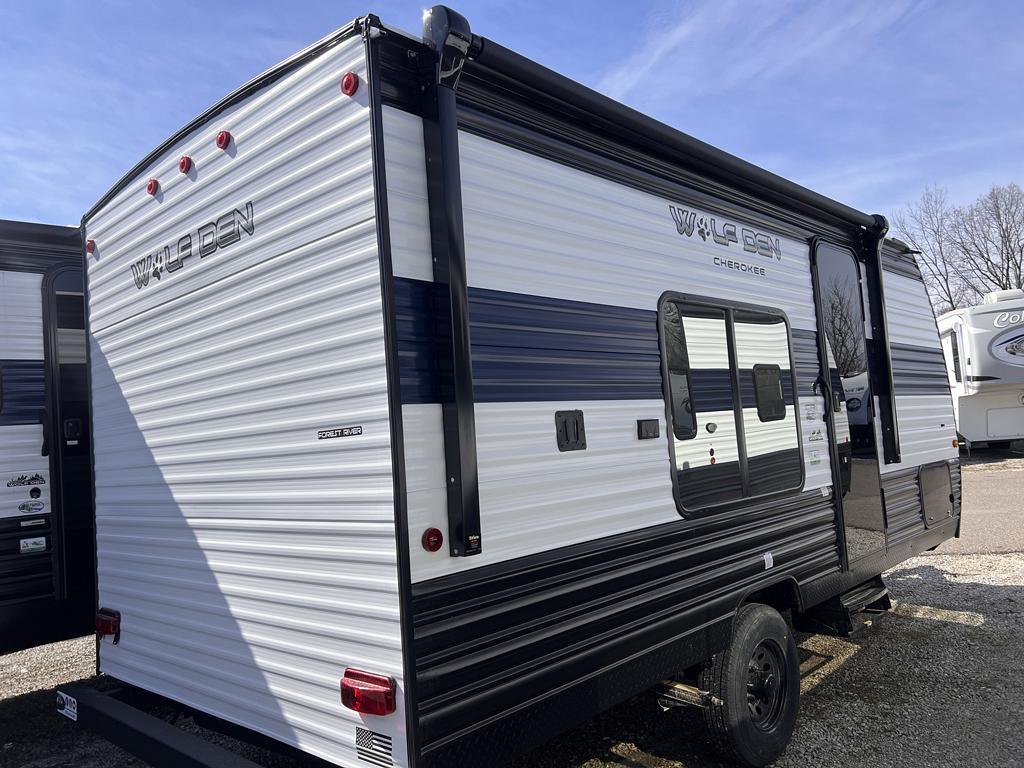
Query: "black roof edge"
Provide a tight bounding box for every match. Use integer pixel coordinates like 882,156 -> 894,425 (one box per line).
81,18 -> 366,226
0,219 -> 80,241
467,33 -> 879,233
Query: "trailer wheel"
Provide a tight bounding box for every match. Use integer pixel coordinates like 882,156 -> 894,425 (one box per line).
698,604 -> 800,767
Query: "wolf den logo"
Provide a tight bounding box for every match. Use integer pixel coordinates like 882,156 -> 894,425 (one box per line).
130,201 -> 254,290
669,205 -> 783,261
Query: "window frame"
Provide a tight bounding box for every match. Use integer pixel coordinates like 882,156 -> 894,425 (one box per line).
947,329 -> 963,383
657,292 -> 805,518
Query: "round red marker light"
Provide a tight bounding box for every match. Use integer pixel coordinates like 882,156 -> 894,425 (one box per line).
86,239 -> 96,254
146,178 -> 159,196
216,130 -> 232,150
340,72 -> 360,96
421,528 -> 444,553
179,155 -> 192,173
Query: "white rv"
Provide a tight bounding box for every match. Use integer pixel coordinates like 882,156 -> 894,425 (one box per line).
60,7 -> 961,768
0,220 -> 94,653
938,289 -> 1024,448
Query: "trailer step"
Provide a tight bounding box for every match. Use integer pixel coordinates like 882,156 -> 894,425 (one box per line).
794,576 -> 892,636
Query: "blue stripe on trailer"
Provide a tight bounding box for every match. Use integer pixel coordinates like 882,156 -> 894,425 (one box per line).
395,277 -> 799,407
0,360 -> 45,425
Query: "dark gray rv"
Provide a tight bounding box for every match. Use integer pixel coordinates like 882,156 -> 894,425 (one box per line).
61,7 -> 960,768
0,219 -> 93,653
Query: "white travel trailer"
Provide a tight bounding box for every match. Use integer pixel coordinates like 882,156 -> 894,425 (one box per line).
938,289 -> 1024,448
60,7 -> 961,768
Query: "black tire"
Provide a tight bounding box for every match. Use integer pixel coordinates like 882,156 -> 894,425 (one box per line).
698,604 -> 800,767
988,440 -> 1011,450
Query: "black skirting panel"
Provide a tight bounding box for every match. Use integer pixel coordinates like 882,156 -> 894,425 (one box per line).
411,488 -> 839,766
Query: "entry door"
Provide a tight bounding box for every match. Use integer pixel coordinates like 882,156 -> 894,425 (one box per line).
811,243 -> 887,564
43,266 -> 92,619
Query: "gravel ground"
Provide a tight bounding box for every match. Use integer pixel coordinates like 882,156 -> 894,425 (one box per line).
3,458 -> 1022,768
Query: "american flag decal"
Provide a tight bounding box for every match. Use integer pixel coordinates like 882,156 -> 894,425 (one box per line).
355,727 -> 393,767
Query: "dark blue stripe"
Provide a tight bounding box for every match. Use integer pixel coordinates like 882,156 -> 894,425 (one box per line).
394,277 -> 804,406
0,360 -> 45,425
396,278 -> 663,403
889,343 -> 950,395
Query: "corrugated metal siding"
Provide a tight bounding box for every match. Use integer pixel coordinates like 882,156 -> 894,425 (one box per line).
880,271 -> 958,474
85,35 -> 409,767
881,467 -> 924,547
0,271 -> 43,360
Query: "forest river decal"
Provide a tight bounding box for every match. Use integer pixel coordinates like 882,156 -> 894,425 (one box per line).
130,201 -> 254,290
6,473 -> 46,487
669,204 -> 782,277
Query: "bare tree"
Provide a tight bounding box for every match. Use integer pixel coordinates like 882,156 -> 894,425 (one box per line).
893,183 -> 1024,313
823,275 -> 864,377
892,186 -> 974,313
949,183 -> 1024,295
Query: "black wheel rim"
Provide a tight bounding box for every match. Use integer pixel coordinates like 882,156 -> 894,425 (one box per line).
746,639 -> 787,731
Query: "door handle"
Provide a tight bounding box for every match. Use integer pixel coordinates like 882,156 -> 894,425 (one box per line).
833,392 -> 843,413
40,407 -> 49,457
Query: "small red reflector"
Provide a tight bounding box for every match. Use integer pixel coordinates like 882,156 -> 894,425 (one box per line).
95,608 -> 121,643
179,155 -> 193,173
422,527 -> 444,552
216,130 -> 232,150
85,239 -> 95,254
341,71 -> 360,96
146,178 -> 159,196
710,457 -> 717,465
341,669 -> 396,716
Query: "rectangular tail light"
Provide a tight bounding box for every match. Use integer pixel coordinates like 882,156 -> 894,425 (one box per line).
341,669 -> 396,716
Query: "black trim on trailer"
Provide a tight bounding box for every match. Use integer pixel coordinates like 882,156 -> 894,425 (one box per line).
419,7 -> 482,558
56,683 -> 266,768
725,310 -> 751,496
57,682 -> 341,768
81,23 -> 363,224
365,17 -> 422,767
863,218 -> 902,464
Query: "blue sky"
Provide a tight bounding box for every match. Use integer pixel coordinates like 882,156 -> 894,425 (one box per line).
1,1 -> 1021,226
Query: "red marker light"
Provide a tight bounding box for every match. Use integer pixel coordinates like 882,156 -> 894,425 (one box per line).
85,239 -> 95,255
216,130 -> 232,150
341,669 -> 396,715
341,72 -> 360,96
179,155 -> 192,173
421,528 -> 444,553
95,608 -> 122,644
146,179 -> 159,196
